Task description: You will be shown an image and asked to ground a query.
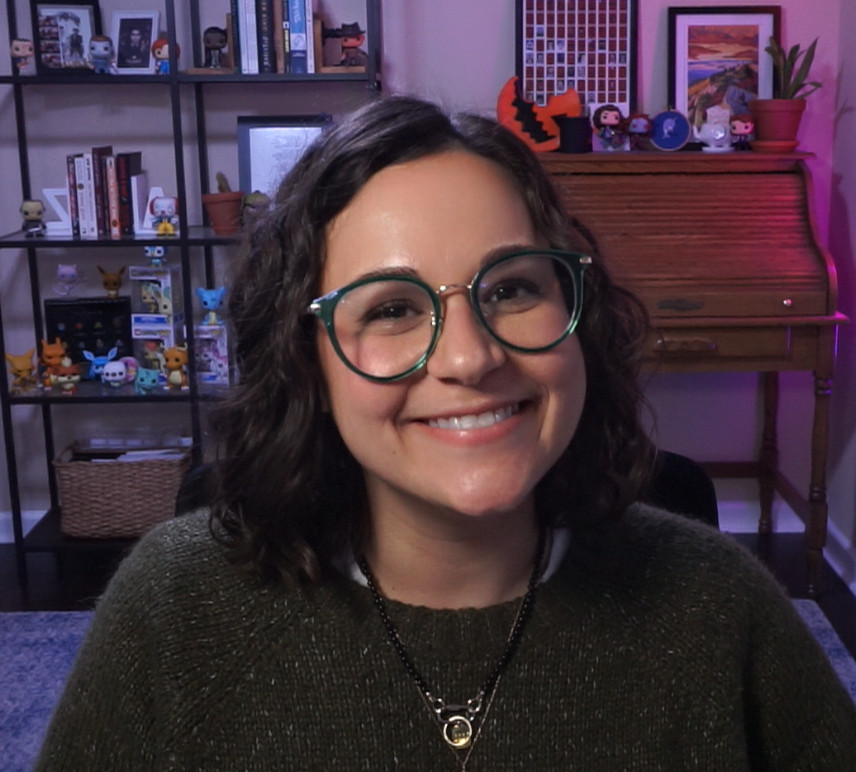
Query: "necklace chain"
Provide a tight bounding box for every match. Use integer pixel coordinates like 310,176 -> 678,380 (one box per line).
358,529 -> 546,768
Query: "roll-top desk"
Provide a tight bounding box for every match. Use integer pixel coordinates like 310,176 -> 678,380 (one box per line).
542,152 -> 847,596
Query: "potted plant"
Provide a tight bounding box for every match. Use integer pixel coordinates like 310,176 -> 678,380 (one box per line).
201,172 -> 244,235
749,37 -> 821,152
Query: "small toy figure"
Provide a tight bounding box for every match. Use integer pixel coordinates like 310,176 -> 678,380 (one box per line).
592,104 -> 629,152
101,357 -> 136,388
134,366 -> 161,395
21,199 -> 46,237
53,357 -> 81,394
51,264 -> 83,296
627,113 -> 653,151
144,245 -> 168,266
202,26 -> 227,68
40,337 -> 66,387
5,349 -> 37,393
163,345 -> 189,390
89,35 -> 115,74
82,346 -> 118,380
338,22 -> 368,67
98,265 -> 125,297
151,38 -> 179,74
730,113 -> 755,151
150,195 -> 179,236
10,38 -> 34,73
694,121 -> 732,152
196,286 -> 226,325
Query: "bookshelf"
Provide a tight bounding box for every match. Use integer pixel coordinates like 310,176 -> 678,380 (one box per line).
0,0 -> 381,590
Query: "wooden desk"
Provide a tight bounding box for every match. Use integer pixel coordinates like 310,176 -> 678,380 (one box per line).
542,152 -> 847,596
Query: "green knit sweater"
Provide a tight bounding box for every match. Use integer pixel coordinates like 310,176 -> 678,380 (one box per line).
36,507 -> 856,771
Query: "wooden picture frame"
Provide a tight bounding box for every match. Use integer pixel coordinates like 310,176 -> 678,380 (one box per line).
668,6 -> 781,128
111,10 -> 159,74
516,0 -> 637,116
237,115 -> 331,197
31,1 -> 102,74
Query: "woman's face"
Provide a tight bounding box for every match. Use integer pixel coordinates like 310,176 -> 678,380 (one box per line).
317,150 -> 587,528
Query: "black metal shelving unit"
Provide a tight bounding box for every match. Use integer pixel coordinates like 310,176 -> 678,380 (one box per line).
1,0 -> 381,591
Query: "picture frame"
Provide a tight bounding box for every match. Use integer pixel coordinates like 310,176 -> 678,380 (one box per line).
237,115 -> 332,197
111,10 -> 159,74
516,0 -> 637,116
31,1 -> 102,75
668,6 -> 781,128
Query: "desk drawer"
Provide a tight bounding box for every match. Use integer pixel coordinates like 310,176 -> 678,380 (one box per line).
650,327 -> 791,360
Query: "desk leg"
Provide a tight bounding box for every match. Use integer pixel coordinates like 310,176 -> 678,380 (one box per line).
805,371 -> 832,598
758,372 -> 778,535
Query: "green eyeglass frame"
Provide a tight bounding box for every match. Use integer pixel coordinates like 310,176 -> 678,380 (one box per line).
308,249 -> 593,382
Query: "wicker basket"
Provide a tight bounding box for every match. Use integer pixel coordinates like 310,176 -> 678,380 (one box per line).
54,446 -> 191,538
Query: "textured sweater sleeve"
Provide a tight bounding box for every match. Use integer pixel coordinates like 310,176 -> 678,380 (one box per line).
34,518 -> 186,770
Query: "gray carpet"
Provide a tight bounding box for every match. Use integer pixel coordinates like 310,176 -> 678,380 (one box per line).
2,603 -> 855,771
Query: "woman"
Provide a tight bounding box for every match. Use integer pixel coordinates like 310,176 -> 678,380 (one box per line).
38,97 -> 856,770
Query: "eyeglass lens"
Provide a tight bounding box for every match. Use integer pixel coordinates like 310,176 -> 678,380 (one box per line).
330,252 -> 580,380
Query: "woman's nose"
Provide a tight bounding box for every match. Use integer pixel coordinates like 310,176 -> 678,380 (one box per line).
425,294 -> 506,385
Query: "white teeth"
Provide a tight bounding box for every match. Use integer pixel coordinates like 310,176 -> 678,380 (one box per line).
428,404 -> 518,430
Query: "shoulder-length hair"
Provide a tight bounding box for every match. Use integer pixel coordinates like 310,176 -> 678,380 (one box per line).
209,96 -> 654,584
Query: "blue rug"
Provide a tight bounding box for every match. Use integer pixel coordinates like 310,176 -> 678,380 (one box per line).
2,604 -> 855,770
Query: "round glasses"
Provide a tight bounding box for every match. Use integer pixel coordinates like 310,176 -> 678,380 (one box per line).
308,250 -> 592,382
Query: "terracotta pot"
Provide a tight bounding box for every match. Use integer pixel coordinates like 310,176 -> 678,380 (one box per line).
201,191 -> 244,235
749,99 -> 806,153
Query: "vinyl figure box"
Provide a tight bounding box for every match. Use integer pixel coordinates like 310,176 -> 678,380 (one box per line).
128,264 -> 185,381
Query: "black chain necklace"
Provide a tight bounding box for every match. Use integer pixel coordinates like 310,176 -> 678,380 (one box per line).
358,529 -> 546,765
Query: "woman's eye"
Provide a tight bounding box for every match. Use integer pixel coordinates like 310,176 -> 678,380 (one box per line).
366,301 -> 418,321
485,280 -> 541,305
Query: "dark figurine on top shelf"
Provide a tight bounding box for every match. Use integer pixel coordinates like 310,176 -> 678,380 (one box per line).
203,26 -> 227,68
152,38 -> 179,74
89,35 -> 115,74
21,199 -> 46,237
730,113 -> 755,151
10,38 -> 34,73
324,22 -> 368,67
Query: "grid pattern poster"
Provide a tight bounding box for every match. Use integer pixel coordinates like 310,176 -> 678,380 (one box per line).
517,0 -> 636,115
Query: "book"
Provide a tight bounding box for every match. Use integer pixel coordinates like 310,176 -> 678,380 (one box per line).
74,153 -> 98,239
130,172 -> 149,233
116,152 -> 143,236
256,0 -> 276,73
104,155 -> 121,239
287,0 -> 308,73
91,144 -> 113,237
65,153 -> 80,238
304,0 -> 315,73
228,0 -> 242,73
273,0 -> 285,72
242,0 -> 259,74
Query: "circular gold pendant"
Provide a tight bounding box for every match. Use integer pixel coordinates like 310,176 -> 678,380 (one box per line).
442,715 -> 473,748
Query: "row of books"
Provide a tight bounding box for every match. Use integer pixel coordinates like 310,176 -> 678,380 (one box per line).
230,0 -> 316,74
66,146 -> 148,239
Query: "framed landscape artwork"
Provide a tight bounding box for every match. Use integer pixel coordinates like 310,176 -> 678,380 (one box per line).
668,6 -> 781,128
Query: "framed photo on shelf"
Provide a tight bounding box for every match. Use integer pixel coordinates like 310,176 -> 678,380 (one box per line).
516,0 -> 637,116
668,6 -> 781,128
30,1 -> 102,75
111,10 -> 159,74
237,115 -> 332,197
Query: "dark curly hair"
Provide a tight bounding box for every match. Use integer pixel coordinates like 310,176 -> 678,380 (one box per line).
208,96 -> 654,584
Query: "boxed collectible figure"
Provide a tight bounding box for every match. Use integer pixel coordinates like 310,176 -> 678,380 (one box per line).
128,264 -> 185,379
194,324 -> 230,385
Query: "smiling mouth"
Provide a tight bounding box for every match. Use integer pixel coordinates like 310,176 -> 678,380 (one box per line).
426,403 -> 521,430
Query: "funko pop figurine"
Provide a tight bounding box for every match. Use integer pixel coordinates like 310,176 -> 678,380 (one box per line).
21,199 -> 46,237
144,245 -> 168,266
163,345 -> 189,390
242,191 -> 271,224
202,26 -> 227,68
150,195 -> 179,236
52,264 -> 83,296
592,104 -> 629,152
134,366 -> 161,395
40,337 -> 66,387
89,35 -> 115,74
53,357 -> 81,394
5,349 -> 38,393
82,346 -> 118,380
10,38 -> 34,73
730,113 -> 755,151
196,286 -> 226,325
151,38 -> 179,74
98,265 -> 125,298
627,113 -> 653,151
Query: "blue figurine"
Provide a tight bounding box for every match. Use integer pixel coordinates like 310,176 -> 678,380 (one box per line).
196,286 -> 226,325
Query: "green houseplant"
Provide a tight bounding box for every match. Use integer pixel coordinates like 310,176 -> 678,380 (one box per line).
749,37 -> 821,152
201,172 -> 244,235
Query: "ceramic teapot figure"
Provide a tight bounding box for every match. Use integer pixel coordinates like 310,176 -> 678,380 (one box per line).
693,122 -> 733,152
